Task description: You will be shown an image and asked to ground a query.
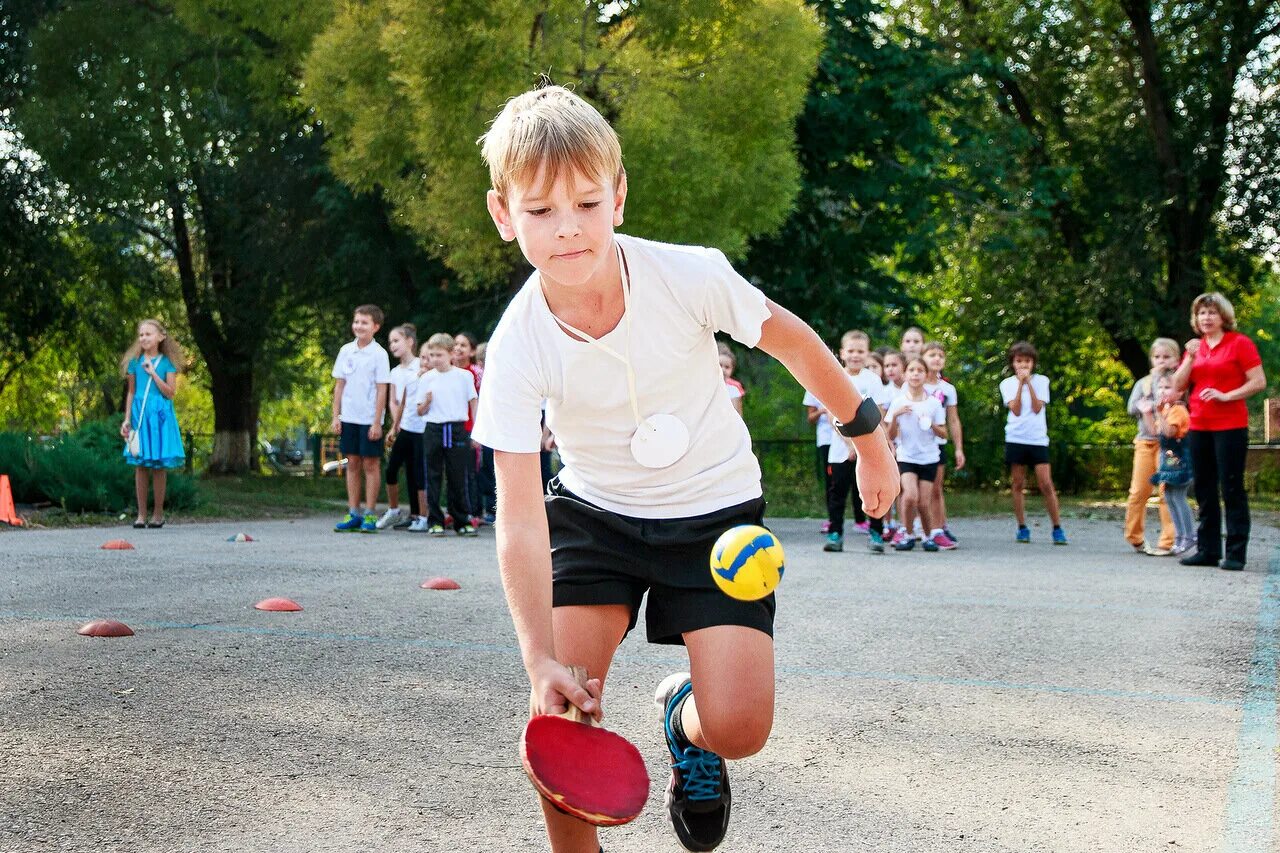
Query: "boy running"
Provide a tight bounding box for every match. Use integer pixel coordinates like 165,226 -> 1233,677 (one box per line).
472,85 -> 899,852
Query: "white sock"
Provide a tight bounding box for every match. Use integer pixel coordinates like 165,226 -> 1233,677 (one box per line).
930,528 -> 943,539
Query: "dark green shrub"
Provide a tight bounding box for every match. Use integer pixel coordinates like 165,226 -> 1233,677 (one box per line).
0,418 -> 199,513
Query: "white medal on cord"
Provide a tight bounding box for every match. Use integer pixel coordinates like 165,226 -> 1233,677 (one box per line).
547,243 -> 690,468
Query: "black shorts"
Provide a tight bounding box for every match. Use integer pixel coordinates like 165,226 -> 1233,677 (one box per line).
339,421 -> 384,458
545,478 -> 775,646
897,460 -> 938,481
1005,442 -> 1050,467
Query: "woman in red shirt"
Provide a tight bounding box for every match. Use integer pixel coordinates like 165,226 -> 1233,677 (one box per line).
1167,292 -> 1266,571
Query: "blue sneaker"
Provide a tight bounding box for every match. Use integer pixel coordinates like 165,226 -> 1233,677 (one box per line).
334,512 -> 362,532
943,527 -> 958,543
1052,527 -> 1068,546
360,512 -> 378,533
1016,526 -> 1031,544
823,532 -> 843,552
654,673 -> 731,852
868,530 -> 885,553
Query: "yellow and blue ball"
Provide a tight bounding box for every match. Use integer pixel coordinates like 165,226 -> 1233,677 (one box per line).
709,525 -> 785,601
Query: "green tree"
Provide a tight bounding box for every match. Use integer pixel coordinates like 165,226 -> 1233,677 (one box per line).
742,0 -> 993,341
914,0 -> 1280,379
16,0 -> 444,470
305,0 -> 823,281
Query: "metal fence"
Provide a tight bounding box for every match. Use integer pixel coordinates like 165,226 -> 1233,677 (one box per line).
183,431 -> 1280,496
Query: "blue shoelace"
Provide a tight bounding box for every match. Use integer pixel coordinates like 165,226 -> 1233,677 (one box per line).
673,743 -> 723,802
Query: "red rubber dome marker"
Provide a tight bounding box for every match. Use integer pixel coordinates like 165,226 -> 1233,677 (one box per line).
100,539 -> 135,550
77,619 -> 135,638
254,597 -> 302,612
420,577 -> 461,590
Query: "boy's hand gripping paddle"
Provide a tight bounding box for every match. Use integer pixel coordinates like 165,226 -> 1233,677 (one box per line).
520,665 -> 650,826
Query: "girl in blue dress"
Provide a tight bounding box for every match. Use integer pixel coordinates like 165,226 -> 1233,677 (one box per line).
119,319 -> 186,528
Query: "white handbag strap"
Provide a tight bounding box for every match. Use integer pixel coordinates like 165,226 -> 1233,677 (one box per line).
137,358 -> 154,412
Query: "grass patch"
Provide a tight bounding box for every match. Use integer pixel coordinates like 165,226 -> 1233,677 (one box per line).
14,473 -> 1280,529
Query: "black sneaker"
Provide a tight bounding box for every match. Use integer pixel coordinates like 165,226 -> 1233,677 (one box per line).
654,673 -> 731,851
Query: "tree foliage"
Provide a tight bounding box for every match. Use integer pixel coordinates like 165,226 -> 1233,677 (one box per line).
912,0 -> 1280,378
305,0 -> 823,281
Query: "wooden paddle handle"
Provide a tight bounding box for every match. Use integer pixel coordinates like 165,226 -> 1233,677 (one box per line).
529,664 -> 591,722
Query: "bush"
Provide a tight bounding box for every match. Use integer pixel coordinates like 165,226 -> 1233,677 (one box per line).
0,418 -> 199,514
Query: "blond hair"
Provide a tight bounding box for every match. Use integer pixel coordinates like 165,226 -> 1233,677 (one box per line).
1149,337 -> 1180,359
426,332 -> 455,351
479,85 -> 623,199
1190,292 -> 1236,332
120,319 -> 184,376
840,330 -> 870,348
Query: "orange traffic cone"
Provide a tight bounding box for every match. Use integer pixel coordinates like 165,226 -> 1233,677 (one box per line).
0,474 -> 21,527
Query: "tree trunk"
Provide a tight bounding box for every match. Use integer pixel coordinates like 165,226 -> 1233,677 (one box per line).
207,361 -> 255,474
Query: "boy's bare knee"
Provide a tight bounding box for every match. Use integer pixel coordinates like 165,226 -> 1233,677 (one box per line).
697,709 -> 772,759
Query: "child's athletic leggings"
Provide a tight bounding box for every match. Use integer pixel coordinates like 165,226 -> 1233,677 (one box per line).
384,429 -> 423,516
827,460 -> 877,535
1164,483 -> 1195,543
422,422 -> 471,529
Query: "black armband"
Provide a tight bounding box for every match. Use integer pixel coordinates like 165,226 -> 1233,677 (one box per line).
832,397 -> 882,438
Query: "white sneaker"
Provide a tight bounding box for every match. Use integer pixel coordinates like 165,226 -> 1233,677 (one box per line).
376,508 -> 405,529
407,516 -> 430,532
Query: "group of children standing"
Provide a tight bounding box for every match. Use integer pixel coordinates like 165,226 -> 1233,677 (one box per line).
806,327 -> 964,554
329,303 -> 491,536
804,329 -> 1076,552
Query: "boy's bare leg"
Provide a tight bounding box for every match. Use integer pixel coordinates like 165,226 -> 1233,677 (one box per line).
1035,463 -> 1062,526
1010,464 -> 1027,526
345,454 -> 363,510
386,482 -> 400,510
363,457 -> 380,513
679,625 -> 775,760
540,603 -> 631,853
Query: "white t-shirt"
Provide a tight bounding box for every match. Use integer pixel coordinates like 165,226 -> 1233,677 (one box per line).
331,339 -> 391,426
924,378 -> 958,445
1000,374 -> 1051,446
888,393 -> 945,464
418,367 -> 478,424
827,369 -> 887,464
725,382 -> 742,401
390,364 -> 426,433
472,233 -> 771,518
802,391 -> 834,446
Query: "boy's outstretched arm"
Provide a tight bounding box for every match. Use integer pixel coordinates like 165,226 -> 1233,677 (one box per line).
492,450 -> 600,719
756,299 -> 900,517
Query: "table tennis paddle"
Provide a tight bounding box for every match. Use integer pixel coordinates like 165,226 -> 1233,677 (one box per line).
520,665 -> 650,826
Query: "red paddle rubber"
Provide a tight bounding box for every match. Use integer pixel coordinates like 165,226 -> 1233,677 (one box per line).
520,666 -> 650,826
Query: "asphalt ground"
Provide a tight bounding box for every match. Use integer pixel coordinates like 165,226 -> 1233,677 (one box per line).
1,514 -> 1278,853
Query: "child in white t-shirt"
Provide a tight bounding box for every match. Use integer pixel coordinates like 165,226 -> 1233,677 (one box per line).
416,333 -> 479,536
823,330 -> 886,553
922,341 -> 964,547
718,341 -> 746,415
472,85 -> 899,853
886,357 -> 949,552
803,388 -> 835,533
1000,341 -> 1066,545
330,304 -> 391,533
379,324 -> 429,531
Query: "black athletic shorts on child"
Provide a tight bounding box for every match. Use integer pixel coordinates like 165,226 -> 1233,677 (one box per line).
339,421 -> 384,458
544,477 -> 775,645
1004,442 -> 1050,467
896,460 -> 938,481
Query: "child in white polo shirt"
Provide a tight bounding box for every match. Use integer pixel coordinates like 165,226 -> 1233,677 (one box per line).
417,333 -> 479,536
330,304 -> 391,533
472,84 -> 899,853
